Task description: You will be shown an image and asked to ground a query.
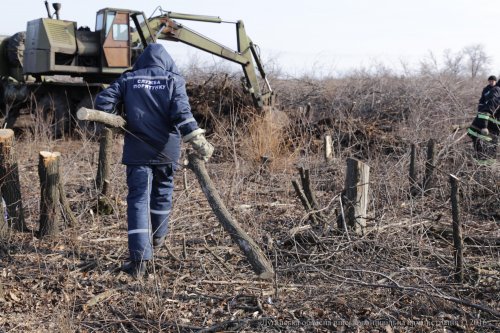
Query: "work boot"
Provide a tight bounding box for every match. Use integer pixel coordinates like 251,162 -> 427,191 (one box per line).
122,260 -> 147,278
153,236 -> 165,250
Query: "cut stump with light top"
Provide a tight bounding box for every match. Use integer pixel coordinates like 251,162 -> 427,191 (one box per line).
0,129 -> 26,231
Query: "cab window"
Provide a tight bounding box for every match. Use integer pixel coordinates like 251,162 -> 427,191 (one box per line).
95,13 -> 103,31
113,24 -> 129,41
105,12 -> 116,36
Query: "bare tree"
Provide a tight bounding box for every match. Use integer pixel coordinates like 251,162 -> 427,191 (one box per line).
462,44 -> 490,79
419,51 -> 440,76
442,49 -> 464,76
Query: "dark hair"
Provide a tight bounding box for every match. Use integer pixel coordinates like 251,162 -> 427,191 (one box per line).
488,75 -> 497,81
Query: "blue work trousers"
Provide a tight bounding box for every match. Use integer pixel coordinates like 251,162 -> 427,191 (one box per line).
126,164 -> 174,261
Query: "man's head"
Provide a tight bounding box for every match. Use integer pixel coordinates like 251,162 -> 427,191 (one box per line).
488,75 -> 497,86
133,43 -> 179,74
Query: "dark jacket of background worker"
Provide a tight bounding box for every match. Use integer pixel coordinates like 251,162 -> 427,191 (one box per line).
468,75 -> 500,162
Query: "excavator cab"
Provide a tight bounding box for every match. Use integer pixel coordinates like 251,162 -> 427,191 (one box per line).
95,8 -> 155,71
96,9 -> 130,68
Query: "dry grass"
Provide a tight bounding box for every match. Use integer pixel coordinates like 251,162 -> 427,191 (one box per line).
238,108 -> 292,170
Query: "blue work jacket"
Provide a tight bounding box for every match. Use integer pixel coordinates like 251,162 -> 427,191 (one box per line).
95,43 -> 198,165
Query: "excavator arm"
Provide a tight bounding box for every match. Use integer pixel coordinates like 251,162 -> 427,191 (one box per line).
141,11 -> 274,109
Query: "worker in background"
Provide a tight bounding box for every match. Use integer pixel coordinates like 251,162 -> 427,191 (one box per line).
467,75 -> 500,163
479,75 -> 499,110
94,43 -> 214,278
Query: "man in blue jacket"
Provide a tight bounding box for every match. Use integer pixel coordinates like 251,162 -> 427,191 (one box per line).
95,43 -> 213,277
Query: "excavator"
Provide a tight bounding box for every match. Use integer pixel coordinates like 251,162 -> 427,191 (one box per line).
0,2 -> 274,135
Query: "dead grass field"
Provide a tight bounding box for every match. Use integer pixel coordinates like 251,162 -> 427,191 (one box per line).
0,70 -> 499,332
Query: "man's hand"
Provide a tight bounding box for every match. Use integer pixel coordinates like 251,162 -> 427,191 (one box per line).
481,128 -> 489,135
189,133 -> 214,162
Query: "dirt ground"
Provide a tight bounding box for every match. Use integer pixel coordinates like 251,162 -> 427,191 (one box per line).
0,127 -> 499,332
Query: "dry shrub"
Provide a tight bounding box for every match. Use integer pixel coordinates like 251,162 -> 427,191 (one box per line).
239,108 -> 293,169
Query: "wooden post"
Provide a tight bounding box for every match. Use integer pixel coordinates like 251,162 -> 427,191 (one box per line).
0,129 -> 26,231
324,135 -> 333,162
450,174 -> 464,283
305,103 -> 312,122
343,158 -> 370,235
38,151 -> 62,237
409,143 -> 419,197
96,127 -> 113,194
422,139 -> 436,194
189,153 -> 274,279
95,127 -> 114,215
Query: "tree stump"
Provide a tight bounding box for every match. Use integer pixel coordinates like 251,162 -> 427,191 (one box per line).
0,129 -> 26,231
292,166 -> 324,226
298,167 -> 320,210
38,151 -> 61,237
343,158 -> 370,235
292,179 -> 318,225
38,151 -> 76,237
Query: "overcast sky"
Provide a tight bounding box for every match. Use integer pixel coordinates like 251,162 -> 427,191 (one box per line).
3,0 -> 500,77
